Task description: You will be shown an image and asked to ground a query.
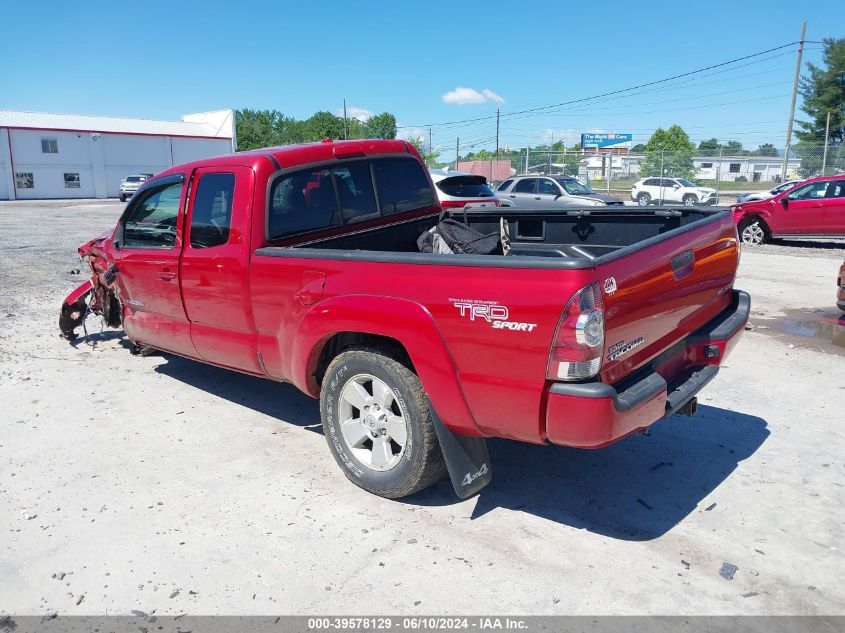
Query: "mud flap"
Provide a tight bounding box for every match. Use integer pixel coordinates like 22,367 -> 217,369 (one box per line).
428,400 -> 492,499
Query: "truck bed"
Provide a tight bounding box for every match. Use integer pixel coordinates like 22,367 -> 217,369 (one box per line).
274,207 -> 724,265
253,206 -> 741,444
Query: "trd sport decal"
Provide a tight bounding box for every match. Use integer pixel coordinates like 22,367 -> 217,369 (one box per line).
451,298 -> 537,333
607,337 -> 645,361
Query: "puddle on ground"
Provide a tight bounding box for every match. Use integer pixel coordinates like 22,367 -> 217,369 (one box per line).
750,308 -> 845,356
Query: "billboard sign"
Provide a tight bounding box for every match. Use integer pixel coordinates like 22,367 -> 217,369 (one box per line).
581,133 -> 632,149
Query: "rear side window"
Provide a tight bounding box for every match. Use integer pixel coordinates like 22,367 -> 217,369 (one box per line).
497,179 -> 513,192
513,179 -> 536,193
123,181 -> 183,249
436,176 -> 494,198
269,168 -> 340,239
190,173 -> 235,248
372,158 -> 435,214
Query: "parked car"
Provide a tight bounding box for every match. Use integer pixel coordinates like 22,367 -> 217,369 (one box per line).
731,175 -> 845,245
497,175 -> 624,207
631,177 -> 718,207
837,260 -> 845,312
428,170 -> 499,209
60,138 -> 748,501
119,173 -> 154,202
736,180 -> 803,203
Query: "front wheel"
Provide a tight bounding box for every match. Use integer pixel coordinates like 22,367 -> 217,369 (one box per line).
738,218 -> 767,246
119,194 -> 126,202
637,193 -> 651,206
320,347 -> 447,498
683,194 -> 698,207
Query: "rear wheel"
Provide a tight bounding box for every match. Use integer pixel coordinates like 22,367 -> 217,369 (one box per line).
320,347 -> 446,498
738,217 -> 768,245
683,194 -> 698,207
637,193 -> 651,206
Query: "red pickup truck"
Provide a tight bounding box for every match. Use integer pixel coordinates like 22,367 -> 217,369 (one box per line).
60,139 -> 749,499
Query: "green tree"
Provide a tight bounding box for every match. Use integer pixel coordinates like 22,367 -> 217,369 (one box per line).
408,137 -> 441,166
235,109 -> 283,150
363,113 -> 397,139
697,138 -> 721,157
639,125 -> 696,178
795,38 -> 845,176
632,143 -> 647,153
755,143 -> 778,157
722,140 -> 745,155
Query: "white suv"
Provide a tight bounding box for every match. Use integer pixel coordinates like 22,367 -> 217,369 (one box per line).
631,177 -> 718,206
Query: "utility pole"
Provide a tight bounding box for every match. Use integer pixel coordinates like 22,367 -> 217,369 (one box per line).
455,137 -> 460,171
525,145 -> 530,174
428,128 -> 433,165
782,20 -> 806,180
822,111 -> 831,176
343,99 -> 348,140
495,109 -> 500,163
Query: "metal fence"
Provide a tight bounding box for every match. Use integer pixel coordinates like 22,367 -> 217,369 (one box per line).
456,144 -> 845,204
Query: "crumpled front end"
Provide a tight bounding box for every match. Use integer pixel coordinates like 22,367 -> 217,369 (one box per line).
59,232 -> 121,341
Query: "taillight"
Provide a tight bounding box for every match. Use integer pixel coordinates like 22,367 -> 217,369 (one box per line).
547,283 -> 605,381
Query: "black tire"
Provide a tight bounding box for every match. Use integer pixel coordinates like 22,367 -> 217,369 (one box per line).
637,193 -> 651,206
320,347 -> 447,498
119,194 -> 126,202
682,194 -> 698,207
738,217 -> 768,246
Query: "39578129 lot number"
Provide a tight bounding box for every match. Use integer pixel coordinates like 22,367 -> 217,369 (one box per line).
308,617 -> 528,630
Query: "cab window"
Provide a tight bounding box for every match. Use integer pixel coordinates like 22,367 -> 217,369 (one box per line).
372,157 -> 435,215
190,173 -> 235,248
123,181 -> 183,249
268,168 -> 340,239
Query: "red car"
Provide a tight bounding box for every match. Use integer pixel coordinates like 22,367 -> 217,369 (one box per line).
59,139 -> 748,500
731,175 -> 845,245
838,260 -> 845,312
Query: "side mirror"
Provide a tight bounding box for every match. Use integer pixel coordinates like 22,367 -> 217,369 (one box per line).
673,184 -> 680,189
780,197 -> 789,208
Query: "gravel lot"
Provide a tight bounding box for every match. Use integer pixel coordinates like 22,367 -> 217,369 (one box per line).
1,199 -> 844,616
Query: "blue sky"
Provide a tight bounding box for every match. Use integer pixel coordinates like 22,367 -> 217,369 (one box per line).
1,1 -> 841,159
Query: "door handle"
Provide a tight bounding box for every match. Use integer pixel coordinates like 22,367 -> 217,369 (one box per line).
534,196 -> 541,200
159,270 -> 177,281
509,194 -> 516,198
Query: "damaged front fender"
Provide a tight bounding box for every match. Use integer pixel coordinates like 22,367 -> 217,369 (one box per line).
59,281 -> 93,341
59,230 -> 122,341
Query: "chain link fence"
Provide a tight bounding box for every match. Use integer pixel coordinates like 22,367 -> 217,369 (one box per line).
457,144 -> 845,205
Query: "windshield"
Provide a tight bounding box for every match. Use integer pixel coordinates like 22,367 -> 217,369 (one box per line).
126,176 -> 143,183
676,178 -> 698,187
436,176 -> 494,198
556,178 -> 595,195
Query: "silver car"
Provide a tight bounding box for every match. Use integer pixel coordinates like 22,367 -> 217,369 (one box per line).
736,179 -> 803,203
496,175 -> 624,207
119,173 -> 154,202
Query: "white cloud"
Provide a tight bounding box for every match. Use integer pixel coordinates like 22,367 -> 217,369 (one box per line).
481,89 -> 505,104
335,106 -> 373,122
396,126 -> 428,143
441,87 -> 505,105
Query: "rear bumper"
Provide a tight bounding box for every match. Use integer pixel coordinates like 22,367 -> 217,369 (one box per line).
544,289 -> 750,448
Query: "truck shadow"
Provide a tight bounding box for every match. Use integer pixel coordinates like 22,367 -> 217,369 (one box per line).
153,354 -> 323,431
151,354 -> 768,540
411,405 -> 769,541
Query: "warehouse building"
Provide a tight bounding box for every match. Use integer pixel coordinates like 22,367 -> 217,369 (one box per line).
0,109 -> 235,200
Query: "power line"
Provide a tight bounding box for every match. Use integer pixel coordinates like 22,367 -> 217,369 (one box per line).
397,40 -> 803,130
